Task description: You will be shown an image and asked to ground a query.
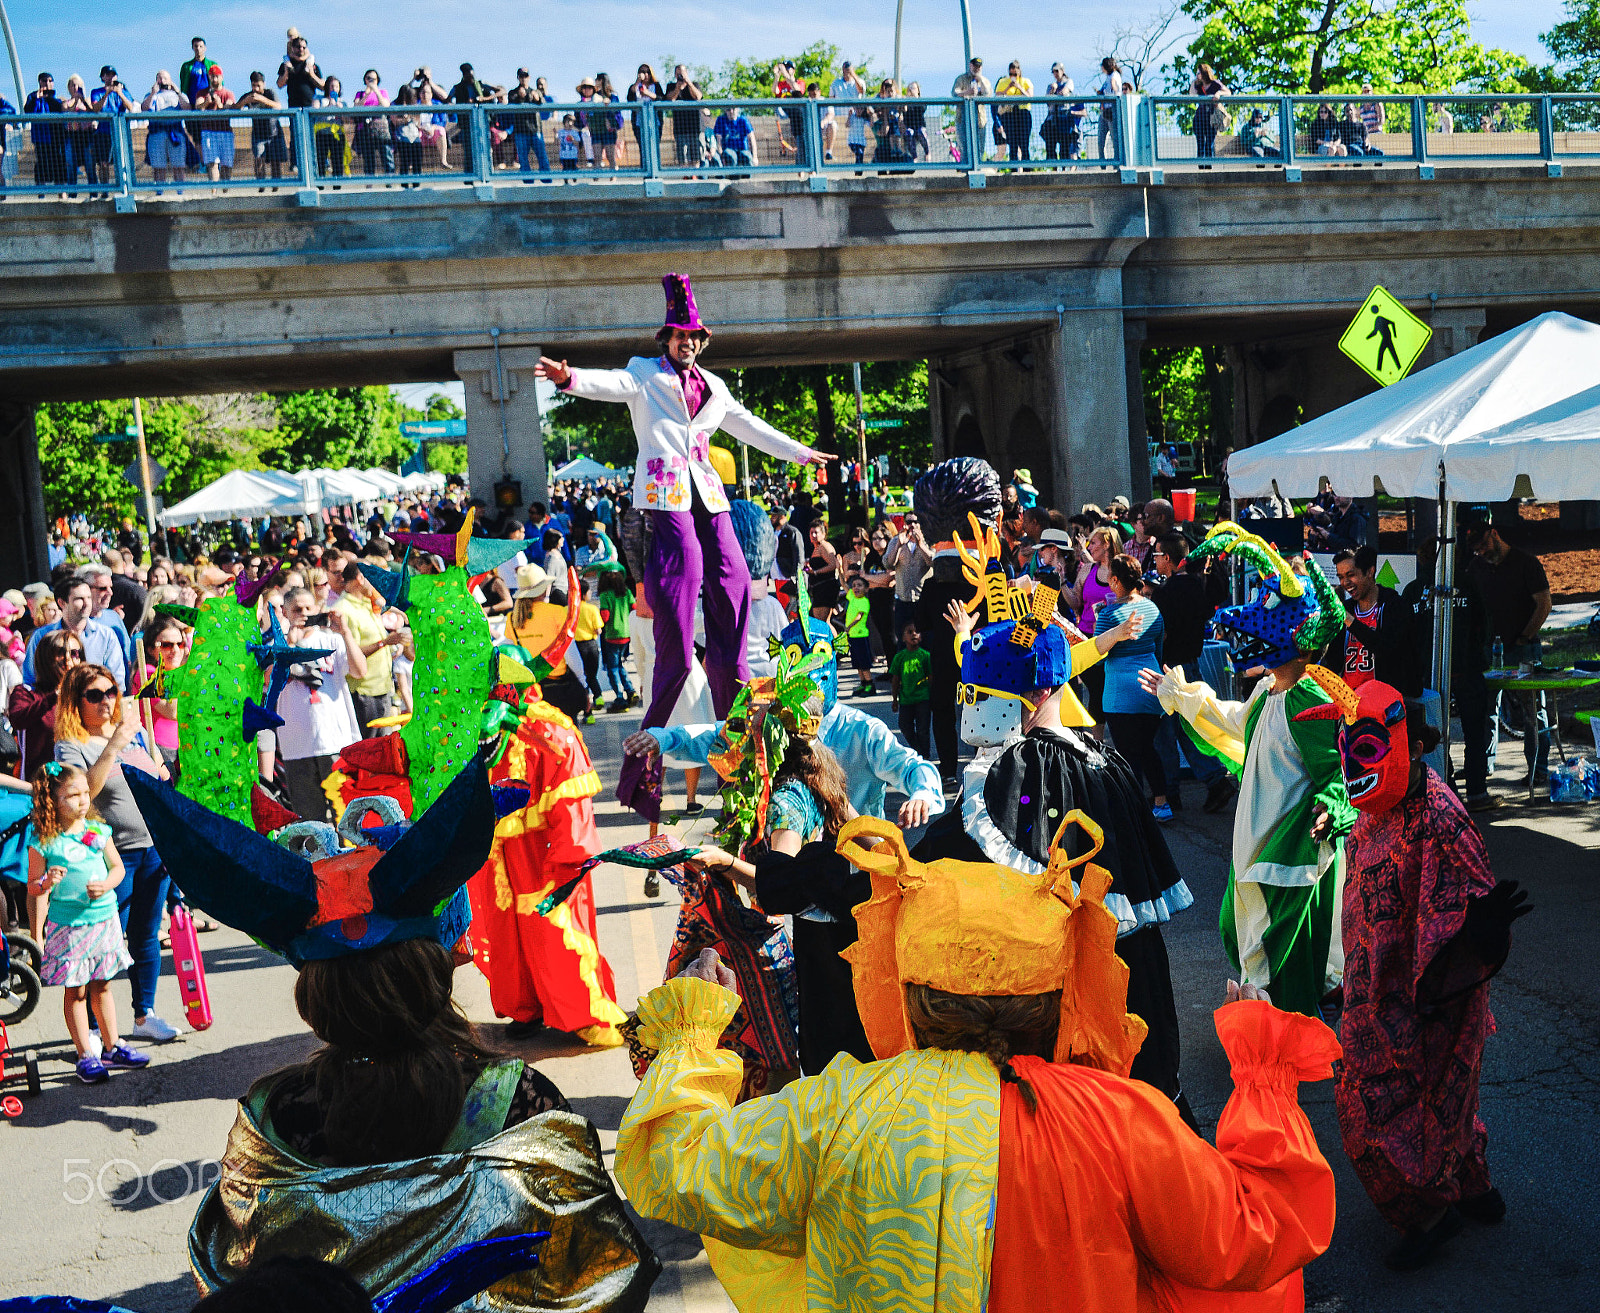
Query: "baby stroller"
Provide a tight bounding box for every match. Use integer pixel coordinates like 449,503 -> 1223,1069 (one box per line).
0,791 -> 40,1028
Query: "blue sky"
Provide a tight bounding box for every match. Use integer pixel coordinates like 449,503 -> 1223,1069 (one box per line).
3,1 -> 1557,107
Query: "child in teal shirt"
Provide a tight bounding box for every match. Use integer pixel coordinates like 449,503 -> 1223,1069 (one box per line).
27,762 -> 149,1084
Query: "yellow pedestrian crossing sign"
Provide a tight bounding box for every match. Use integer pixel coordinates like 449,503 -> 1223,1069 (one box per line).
1339,286 -> 1432,387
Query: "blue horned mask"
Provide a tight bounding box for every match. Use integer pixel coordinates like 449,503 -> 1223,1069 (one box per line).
774,566 -> 839,713
1191,522 -> 1344,673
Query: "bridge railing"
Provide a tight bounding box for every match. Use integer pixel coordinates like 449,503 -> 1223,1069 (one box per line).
2,93 -> 1595,204
1146,93 -> 1597,172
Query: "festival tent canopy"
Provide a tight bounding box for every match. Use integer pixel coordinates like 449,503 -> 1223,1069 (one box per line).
552,457 -> 618,481
1446,384 -> 1600,503
360,468 -> 407,495
305,468 -> 387,505
1226,312 -> 1600,501
160,469 -> 316,527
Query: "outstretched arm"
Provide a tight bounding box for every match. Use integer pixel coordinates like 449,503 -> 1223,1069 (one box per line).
1127,998 -> 1338,1295
1141,664 -> 1253,773
534,358 -> 644,404
717,393 -> 834,468
615,974 -> 838,1249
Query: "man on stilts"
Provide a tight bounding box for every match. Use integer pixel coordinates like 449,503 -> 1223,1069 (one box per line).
535,275 -> 833,819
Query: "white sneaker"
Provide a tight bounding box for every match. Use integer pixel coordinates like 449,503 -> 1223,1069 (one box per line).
128,1014 -> 181,1042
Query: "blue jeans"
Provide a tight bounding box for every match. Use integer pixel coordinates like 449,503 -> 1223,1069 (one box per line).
1156,711 -> 1227,790
515,131 -> 549,172
116,846 -> 170,1018
1492,641 -> 1550,780
601,641 -> 634,699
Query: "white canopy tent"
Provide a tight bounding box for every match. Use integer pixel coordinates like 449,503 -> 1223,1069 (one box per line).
1226,310 -> 1600,759
360,468 -> 407,496
552,457 -> 619,481
305,468 -> 387,506
161,469 -> 318,527
1227,312 -> 1600,501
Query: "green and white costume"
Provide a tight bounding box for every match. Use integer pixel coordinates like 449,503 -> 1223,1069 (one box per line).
1157,667 -> 1356,1016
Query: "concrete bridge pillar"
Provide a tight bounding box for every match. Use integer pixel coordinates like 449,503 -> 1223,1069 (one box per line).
928,313 -> 1134,517
0,399 -> 50,591
453,345 -> 548,518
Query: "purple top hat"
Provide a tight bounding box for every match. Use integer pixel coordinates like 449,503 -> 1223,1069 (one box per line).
662,272 -> 710,336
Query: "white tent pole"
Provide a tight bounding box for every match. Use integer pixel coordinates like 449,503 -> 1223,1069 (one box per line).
1432,462 -> 1456,766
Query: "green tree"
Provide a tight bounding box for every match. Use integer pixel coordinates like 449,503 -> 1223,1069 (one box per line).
1170,0 -> 1529,93
708,41 -> 871,99
1142,346 -> 1234,473
1522,0 -> 1600,91
270,386 -> 414,472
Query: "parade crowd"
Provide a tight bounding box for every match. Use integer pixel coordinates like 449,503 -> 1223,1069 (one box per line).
0,276 -> 1544,1313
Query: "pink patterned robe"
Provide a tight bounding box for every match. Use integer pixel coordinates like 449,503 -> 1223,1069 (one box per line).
1335,768 -> 1500,1230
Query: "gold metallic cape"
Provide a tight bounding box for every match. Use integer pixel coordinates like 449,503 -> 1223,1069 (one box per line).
190,1094 -> 659,1311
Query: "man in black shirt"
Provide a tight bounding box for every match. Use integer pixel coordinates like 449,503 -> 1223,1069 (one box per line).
1148,533 -> 1236,812
276,31 -> 325,107
1332,544 -> 1422,697
1465,518 -> 1553,788
506,67 -> 549,172
449,63 -> 503,167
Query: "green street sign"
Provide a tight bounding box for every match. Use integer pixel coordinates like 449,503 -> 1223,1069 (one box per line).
1338,286 -> 1431,387
863,418 -> 905,430
94,425 -> 139,444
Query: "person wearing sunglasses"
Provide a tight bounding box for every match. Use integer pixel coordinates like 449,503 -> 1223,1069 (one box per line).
138,614 -> 190,775
53,662 -> 181,1044
9,630 -> 83,778
21,575 -> 127,692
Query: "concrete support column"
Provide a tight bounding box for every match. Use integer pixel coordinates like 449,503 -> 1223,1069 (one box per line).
1427,307 -> 1486,364
453,345 -> 547,517
0,398 -> 50,591
1046,311 -> 1132,514
1124,320 -> 1151,504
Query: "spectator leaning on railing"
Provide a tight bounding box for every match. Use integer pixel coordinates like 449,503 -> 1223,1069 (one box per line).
141,70 -> 189,187
508,67 -> 549,173
235,72 -> 287,182
1094,57 -> 1123,160
90,67 -> 137,187
951,55 -> 991,160
352,69 -> 395,176
665,64 -> 704,165
993,61 -> 1032,161
191,75 -> 238,184
24,73 -> 69,187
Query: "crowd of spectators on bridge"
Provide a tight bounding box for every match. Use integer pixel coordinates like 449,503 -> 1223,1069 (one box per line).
0,24 -> 1545,194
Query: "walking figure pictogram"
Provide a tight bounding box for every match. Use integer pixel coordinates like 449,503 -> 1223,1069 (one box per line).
1367,305 -> 1401,375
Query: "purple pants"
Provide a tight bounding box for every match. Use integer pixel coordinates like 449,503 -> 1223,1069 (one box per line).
617,492 -> 751,819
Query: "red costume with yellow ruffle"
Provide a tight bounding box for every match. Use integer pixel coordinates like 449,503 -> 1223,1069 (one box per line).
467,697 -> 627,1046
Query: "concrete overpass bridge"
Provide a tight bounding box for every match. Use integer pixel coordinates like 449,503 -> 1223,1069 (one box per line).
4,159 -> 1599,583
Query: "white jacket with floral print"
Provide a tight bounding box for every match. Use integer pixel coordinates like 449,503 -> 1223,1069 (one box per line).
561,356 -> 814,513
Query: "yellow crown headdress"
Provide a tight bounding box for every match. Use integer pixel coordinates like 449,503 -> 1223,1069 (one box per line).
838,811 -> 1148,1074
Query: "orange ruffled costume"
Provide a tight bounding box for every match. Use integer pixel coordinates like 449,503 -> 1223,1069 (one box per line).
467,698 -> 626,1046
615,812 -> 1339,1311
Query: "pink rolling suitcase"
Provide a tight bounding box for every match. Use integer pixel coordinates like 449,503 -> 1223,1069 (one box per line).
168,904 -> 213,1031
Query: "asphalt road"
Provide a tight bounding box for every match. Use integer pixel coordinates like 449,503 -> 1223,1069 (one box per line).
1,694 -> 1596,1311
